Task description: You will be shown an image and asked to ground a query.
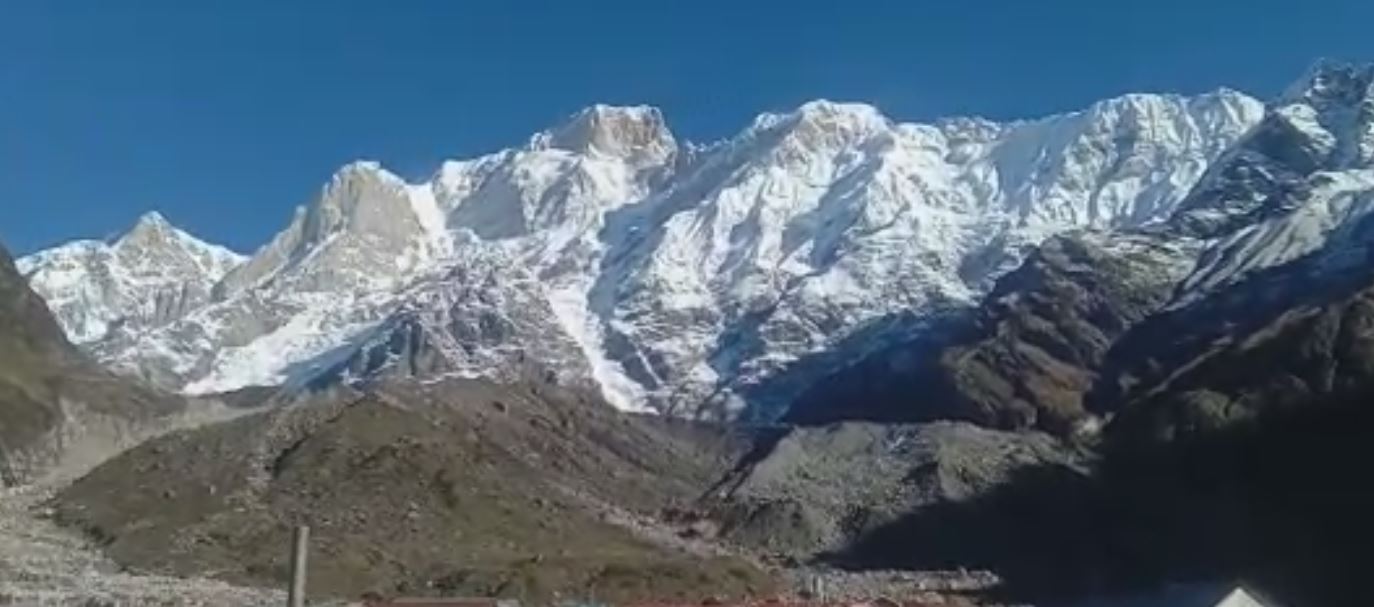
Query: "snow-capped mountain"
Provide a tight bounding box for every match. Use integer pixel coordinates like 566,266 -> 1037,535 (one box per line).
20,88 -> 1266,417
786,61 -> 1374,433
18,212 -> 245,345
1171,61 -> 1374,295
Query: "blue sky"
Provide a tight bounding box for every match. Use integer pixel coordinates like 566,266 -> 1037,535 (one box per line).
3,1 -> 1373,255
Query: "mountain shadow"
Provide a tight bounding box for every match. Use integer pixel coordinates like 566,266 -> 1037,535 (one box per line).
775,310 -> 971,425
828,389 -> 1374,607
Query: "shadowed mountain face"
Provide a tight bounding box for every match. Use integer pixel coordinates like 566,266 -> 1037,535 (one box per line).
53,379 -> 774,604
784,232 -> 1199,433
1099,261 -> 1374,446
0,244 -> 181,485
0,244 -> 80,483
833,389 -> 1374,607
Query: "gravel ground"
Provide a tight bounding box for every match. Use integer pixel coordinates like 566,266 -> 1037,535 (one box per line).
781,566 -> 1009,604
0,482 -> 289,606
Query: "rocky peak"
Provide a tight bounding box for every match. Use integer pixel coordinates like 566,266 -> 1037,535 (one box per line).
534,104 -> 677,167
1079,91 -> 1255,145
17,212 -> 243,345
937,115 -> 1007,146
111,211 -> 184,261
792,99 -> 887,125
215,160 -> 443,297
115,211 -> 175,246
750,100 -> 892,155
306,161 -> 417,238
1280,59 -> 1374,110
1170,63 -> 1374,238
1276,60 -> 1374,169
108,211 -> 243,277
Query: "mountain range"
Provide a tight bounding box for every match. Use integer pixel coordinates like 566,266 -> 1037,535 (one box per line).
789,60 -> 1374,438
20,83 -> 1266,421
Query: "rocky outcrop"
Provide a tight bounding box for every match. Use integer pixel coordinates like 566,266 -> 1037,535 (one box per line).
1171,61 -> 1374,238
0,243 -> 83,483
784,232 -> 1198,432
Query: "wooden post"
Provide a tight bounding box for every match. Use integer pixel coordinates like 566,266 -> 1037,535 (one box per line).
287,525 -> 309,607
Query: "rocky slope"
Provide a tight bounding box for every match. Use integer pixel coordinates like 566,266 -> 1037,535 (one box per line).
0,242 -> 185,486
1102,255 -> 1374,445
52,378 -> 775,604
706,421 -> 1080,560
21,91 -> 1264,419
0,237 -> 296,603
831,385 -> 1374,607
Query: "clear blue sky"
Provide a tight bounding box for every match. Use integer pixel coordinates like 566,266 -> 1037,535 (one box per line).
4,1 -> 1373,255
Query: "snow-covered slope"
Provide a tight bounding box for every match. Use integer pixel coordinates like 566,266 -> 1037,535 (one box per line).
586,93 -> 1261,415
1169,62 -> 1374,298
17,212 -> 244,345
22,89 -> 1266,417
792,61 -> 1374,432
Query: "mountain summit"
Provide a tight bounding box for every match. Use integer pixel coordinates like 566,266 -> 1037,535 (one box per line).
19,212 -> 244,345
535,104 -> 678,166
